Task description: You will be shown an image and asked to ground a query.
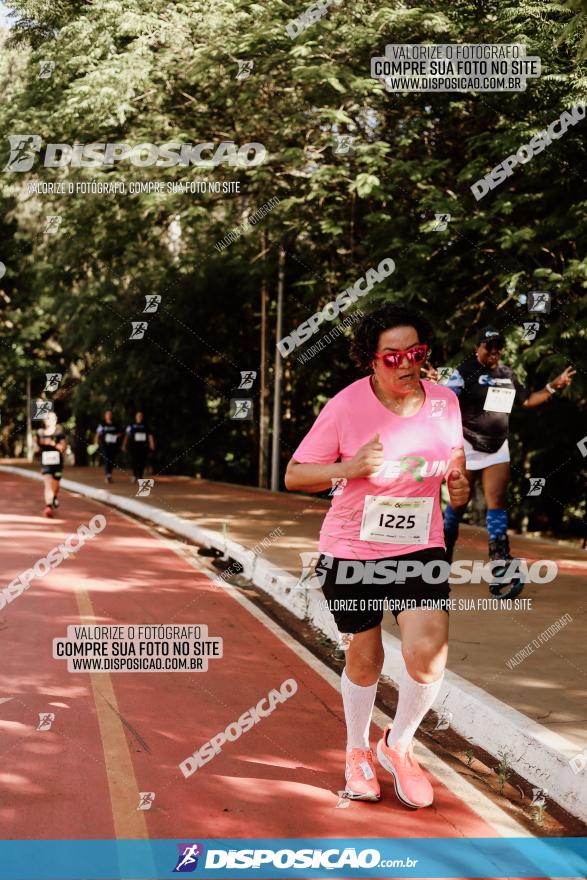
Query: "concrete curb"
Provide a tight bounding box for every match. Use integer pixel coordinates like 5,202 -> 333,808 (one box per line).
2,464 -> 585,823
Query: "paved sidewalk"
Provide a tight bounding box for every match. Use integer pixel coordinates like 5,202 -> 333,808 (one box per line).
6,462 -> 587,753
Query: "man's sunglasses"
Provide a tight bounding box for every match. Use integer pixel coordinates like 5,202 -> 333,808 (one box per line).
482,342 -> 503,353
374,343 -> 428,369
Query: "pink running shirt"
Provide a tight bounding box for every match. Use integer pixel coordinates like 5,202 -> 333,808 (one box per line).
292,377 -> 464,559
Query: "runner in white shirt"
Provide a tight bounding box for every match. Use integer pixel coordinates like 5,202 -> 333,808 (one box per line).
35,412 -> 67,518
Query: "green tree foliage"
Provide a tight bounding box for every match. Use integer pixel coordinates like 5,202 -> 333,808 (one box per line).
0,0 -> 585,534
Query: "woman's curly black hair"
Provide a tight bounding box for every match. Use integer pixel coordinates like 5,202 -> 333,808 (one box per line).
349,303 -> 433,372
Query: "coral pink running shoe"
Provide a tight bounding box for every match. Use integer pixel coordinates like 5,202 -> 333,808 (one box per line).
376,726 -> 433,808
344,748 -> 381,801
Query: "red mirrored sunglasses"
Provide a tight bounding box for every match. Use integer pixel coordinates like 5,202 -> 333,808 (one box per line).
374,343 -> 428,369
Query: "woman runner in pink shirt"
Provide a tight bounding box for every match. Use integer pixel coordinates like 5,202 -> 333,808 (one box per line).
285,304 -> 469,808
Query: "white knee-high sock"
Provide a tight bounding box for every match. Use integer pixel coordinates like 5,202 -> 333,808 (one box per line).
386,666 -> 444,753
341,668 -> 378,751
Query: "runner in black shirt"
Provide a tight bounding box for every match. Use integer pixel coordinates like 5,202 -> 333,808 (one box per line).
94,410 -> 122,484
122,411 -> 155,481
35,412 -> 67,518
442,327 -> 575,567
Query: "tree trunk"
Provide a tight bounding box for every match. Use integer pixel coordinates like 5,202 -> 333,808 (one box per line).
270,244 -> 285,492
258,231 -> 270,488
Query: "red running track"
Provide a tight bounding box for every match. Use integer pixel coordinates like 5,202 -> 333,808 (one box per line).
0,470 -> 515,846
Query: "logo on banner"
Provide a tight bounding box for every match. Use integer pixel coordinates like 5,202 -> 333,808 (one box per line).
333,134 -> 355,155
32,399 -> 53,419
435,366 -> 453,383
522,322 -> 539,341
335,790 -> 351,808
44,373 -> 62,392
335,633 -> 353,653
230,399 -> 253,420
3,134 -> 42,172
137,791 -> 155,811
527,477 -> 545,496
37,712 -> 55,731
429,399 -> 447,418
328,477 -> 347,496
432,213 -> 451,231
295,551 -> 328,591
144,295 -> 161,313
3,137 -> 267,171
531,786 -> 547,807
129,321 -> 148,340
238,371 -> 257,390
38,60 -> 55,79
528,291 -> 551,313
173,843 -> 204,872
44,215 -> 62,233
236,60 -> 254,80
434,709 -> 453,731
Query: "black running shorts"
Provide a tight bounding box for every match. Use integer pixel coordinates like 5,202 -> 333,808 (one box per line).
318,547 -> 451,634
41,465 -> 63,479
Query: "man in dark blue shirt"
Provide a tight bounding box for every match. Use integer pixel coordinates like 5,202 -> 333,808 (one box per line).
442,327 -> 575,564
94,410 -> 122,484
122,411 -> 155,481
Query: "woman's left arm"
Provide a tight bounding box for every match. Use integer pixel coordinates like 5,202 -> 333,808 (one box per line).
445,447 -> 469,507
523,366 -> 576,408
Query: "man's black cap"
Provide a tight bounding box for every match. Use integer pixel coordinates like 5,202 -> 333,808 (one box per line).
476,326 -> 505,347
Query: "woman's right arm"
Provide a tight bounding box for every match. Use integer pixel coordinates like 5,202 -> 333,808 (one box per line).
285,434 -> 384,493
284,459 -> 350,493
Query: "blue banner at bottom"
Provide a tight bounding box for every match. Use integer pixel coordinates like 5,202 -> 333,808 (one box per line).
1,837 -> 586,879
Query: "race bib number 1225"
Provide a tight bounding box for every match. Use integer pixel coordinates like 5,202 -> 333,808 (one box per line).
360,496 -> 434,544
